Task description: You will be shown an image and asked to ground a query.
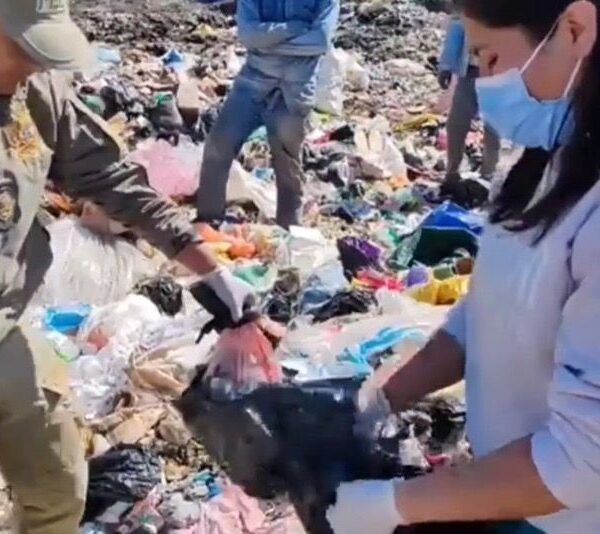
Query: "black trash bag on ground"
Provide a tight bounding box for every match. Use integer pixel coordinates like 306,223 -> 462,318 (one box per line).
175,371 -> 488,534
134,276 -> 183,316
311,289 -> 376,323
439,178 -> 490,210
84,444 -> 162,522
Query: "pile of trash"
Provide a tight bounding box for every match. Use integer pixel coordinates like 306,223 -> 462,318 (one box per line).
0,0 -> 506,532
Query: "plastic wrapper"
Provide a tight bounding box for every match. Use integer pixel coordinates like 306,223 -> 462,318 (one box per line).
36,218 -> 158,307
205,323 -> 284,390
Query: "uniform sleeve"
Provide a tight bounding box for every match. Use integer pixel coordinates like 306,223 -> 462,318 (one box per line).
531,206 -> 600,509
236,0 -> 307,50
438,16 -> 465,74
441,295 -> 468,348
272,0 -> 340,57
27,71 -> 195,258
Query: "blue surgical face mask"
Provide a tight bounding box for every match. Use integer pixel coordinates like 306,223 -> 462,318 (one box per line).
475,23 -> 582,151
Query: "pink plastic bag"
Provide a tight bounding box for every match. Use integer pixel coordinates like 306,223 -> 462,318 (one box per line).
129,138 -> 201,198
206,322 -> 283,389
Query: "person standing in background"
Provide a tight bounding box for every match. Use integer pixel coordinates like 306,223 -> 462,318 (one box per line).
438,11 -> 500,184
196,0 -> 340,229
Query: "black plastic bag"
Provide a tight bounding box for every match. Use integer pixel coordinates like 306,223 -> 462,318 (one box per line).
175,371 -> 490,534
134,276 -> 183,316
311,289 -> 376,323
176,371 -> 416,533
84,444 -> 162,522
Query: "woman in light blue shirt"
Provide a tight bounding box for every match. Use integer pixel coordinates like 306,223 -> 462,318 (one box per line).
327,1 -> 600,532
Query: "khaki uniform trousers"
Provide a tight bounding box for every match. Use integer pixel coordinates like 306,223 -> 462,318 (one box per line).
0,325 -> 87,534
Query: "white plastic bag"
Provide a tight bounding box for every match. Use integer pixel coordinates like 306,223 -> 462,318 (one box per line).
315,48 -> 370,116
36,218 -> 158,307
315,48 -> 347,115
287,226 -> 339,279
71,295 -> 163,419
354,117 -> 407,179
226,160 -> 277,219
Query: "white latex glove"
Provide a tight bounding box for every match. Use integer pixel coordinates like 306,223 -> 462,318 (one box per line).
326,479 -> 406,534
203,266 -> 256,322
354,380 -> 393,439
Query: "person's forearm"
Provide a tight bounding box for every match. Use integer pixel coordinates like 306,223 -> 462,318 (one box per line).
238,21 -> 307,49
396,437 -> 564,524
174,242 -> 218,276
382,330 -> 464,412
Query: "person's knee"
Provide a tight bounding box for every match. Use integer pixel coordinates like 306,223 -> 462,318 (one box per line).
271,116 -> 305,155
203,126 -> 237,162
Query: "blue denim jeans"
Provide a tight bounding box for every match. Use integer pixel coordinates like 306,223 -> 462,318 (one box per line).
197,78 -> 307,228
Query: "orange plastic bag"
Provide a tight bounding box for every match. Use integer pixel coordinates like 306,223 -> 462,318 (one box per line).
206,322 -> 283,389
198,224 -> 257,260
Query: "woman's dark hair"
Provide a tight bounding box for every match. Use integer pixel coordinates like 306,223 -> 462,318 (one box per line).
459,0 -> 600,239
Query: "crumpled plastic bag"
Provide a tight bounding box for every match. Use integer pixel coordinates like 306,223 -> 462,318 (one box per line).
354,117 -> 407,179
129,137 -> 202,198
36,218 -> 158,307
337,236 -> 383,279
409,275 -> 470,306
226,161 -> 277,220
84,444 -> 163,522
206,322 -> 283,390
70,295 -> 163,419
288,226 -> 339,280
316,48 -> 369,116
77,294 -> 162,353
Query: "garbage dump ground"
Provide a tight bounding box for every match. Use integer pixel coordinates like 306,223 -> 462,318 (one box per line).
0,0 -> 501,531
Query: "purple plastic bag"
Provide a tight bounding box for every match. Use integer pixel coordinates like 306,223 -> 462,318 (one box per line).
337,236 -> 383,279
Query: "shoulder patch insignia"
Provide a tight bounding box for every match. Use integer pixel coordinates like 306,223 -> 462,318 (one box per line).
0,170 -> 20,232
4,90 -> 43,170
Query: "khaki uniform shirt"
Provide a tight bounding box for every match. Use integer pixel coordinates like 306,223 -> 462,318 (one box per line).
0,71 -> 195,343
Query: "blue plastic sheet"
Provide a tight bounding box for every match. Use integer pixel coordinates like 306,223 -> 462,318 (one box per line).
44,305 -> 91,335
421,201 -> 484,237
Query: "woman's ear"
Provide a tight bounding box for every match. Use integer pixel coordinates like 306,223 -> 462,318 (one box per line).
563,0 -> 597,58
